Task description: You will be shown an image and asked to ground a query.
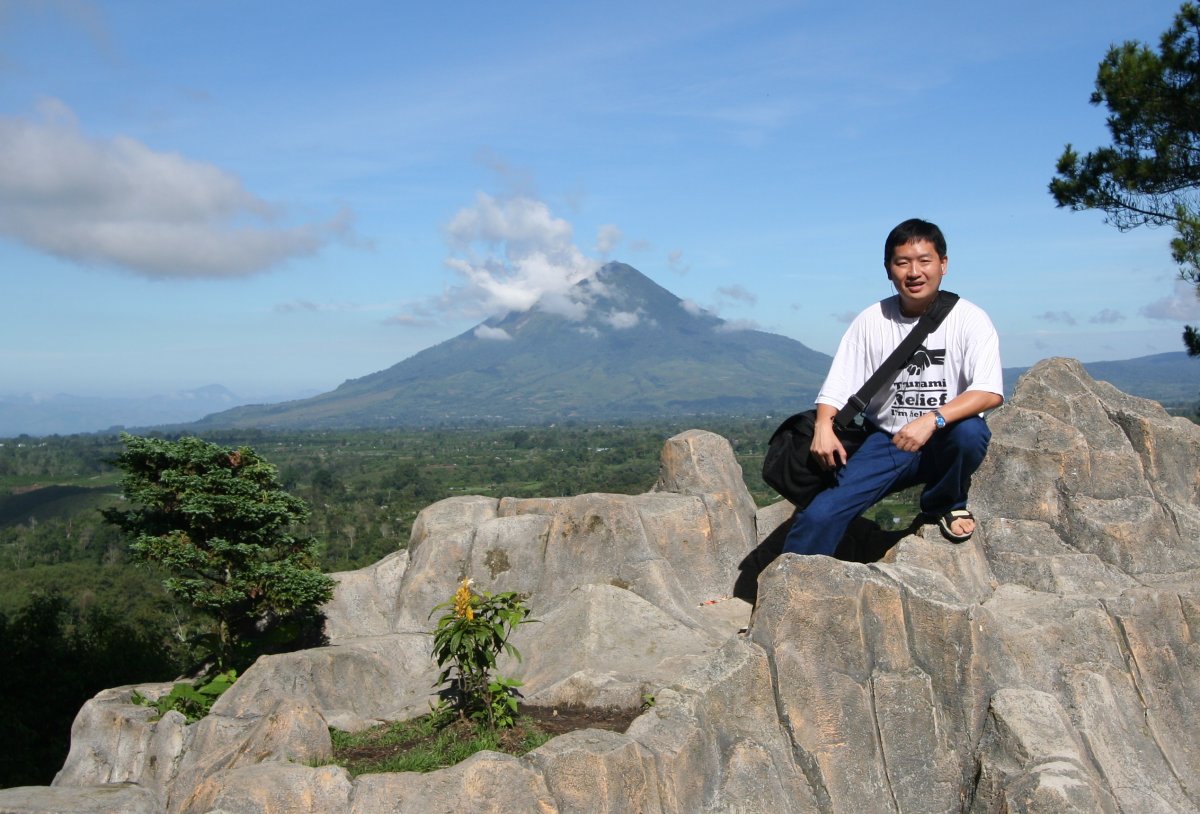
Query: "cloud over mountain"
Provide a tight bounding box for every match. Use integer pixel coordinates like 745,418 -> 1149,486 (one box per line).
474,324 -> 513,341
436,193 -> 602,321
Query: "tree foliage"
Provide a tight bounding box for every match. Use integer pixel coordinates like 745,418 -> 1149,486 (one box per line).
103,434 -> 334,672
1049,2 -> 1200,354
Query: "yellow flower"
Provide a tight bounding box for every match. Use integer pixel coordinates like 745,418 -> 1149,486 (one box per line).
453,577 -> 475,621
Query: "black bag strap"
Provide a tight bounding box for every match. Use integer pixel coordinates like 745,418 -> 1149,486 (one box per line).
833,291 -> 959,429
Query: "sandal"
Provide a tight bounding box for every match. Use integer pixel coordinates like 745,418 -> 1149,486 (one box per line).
936,509 -> 975,543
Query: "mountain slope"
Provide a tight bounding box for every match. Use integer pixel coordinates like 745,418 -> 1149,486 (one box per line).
195,263 -> 832,429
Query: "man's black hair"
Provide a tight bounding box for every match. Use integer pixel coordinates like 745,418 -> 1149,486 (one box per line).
884,218 -> 947,264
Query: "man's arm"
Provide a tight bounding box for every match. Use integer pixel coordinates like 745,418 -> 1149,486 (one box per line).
809,402 -> 849,470
890,390 -> 1003,453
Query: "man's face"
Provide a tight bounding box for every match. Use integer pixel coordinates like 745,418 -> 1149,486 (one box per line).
886,239 -> 947,316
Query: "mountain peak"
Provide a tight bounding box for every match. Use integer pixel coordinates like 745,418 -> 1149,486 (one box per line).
194,263 -> 831,429
486,261 -> 718,340
588,261 -> 683,306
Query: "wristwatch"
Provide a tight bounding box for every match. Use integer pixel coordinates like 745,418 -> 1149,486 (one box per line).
932,410 -> 946,430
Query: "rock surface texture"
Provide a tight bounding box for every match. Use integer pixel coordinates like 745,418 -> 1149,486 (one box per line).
2,357 -> 1197,813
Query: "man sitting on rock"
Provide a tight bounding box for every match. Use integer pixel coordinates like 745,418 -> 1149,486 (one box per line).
783,218 -> 1003,556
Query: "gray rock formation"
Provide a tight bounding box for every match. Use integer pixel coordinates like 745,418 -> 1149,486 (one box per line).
2,357 -> 1197,813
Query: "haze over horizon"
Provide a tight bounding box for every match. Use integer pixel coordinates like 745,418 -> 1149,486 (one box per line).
3,0 -> 1198,401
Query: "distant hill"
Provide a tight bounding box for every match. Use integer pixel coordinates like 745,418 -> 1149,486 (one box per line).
194,263 -> 834,430
0,385 -> 248,437
1004,352 -> 1197,406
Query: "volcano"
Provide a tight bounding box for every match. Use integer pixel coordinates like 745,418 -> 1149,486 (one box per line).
193,263 -> 832,429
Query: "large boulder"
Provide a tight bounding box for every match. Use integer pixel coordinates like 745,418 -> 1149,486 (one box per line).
744,358 -> 1200,812
974,357 -> 1200,580
6,358 -> 1199,814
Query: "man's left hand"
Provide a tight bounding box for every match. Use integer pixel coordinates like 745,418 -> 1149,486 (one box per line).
892,412 -> 937,453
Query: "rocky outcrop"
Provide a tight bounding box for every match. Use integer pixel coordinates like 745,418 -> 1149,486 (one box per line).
2,357 -> 1198,813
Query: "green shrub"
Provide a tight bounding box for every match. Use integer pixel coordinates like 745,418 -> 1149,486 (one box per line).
429,578 -> 533,729
131,669 -> 237,723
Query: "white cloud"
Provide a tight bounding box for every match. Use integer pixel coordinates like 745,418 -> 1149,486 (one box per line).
533,290 -> 591,321
717,284 -> 757,305
1140,280 -> 1200,321
5,2 -> 116,62
382,299 -> 440,326
275,299 -> 369,314
441,193 -> 601,320
474,324 -> 513,341
275,299 -> 325,314
835,311 -> 858,324
667,249 -> 690,275
0,99 -> 354,278
1035,310 -> 1077,326
604,310 -> 640,329
1089,308 -> 1125,324
385,313 -> 437,327
716,318 -> 761,333
596,224 -> 622,255
680,299 -> 706,316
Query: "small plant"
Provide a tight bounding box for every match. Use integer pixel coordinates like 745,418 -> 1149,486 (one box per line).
429,578 -> 533,729
131,669 -> 238,723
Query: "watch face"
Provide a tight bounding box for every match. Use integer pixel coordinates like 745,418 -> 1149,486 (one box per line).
935,413 -> 946,428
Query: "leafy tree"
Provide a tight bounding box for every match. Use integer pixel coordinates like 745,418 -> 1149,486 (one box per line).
103,434 -> 335,673
1049,2 -> 1200,355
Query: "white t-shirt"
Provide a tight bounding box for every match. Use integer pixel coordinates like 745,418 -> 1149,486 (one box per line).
816,295 -> 1003,435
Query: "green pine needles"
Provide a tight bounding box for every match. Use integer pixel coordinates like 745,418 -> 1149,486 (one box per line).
104,434 -> 335,674
1050,2 -> 1200,354
430,578 -> 533,729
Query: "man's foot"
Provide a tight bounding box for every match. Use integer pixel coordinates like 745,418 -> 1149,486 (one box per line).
935,509 -> 975,543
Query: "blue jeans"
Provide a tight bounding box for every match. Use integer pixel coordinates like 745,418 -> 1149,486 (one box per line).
781,416 -> 992,557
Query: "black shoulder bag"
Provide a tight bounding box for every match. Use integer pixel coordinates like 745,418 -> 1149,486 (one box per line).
762,291 -> 960,509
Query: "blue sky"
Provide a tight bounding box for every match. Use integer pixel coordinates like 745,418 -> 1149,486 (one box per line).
2,0 -> 1196,400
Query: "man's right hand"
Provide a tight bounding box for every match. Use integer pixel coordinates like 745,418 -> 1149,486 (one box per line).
810,413 -> 847,470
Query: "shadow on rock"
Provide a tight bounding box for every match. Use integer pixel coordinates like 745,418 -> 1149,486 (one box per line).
734,513 -> 918,604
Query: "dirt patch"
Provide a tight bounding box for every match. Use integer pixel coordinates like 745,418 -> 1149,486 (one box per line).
490,704 -> 643,755
518,703 -> 643,738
